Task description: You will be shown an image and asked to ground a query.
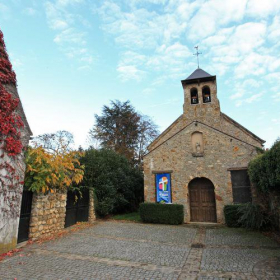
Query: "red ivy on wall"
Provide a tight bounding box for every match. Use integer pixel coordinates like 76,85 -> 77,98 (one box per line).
0,30 -> 25,221
0,30 -> 23,156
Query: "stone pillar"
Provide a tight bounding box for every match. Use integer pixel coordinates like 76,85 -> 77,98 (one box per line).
29,191 -> 67,240
88,189 -> 96,223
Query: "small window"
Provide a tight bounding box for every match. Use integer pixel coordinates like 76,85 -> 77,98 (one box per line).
202,86 -> 211,103
190,88 -> 198,104
230,170 -> 252,203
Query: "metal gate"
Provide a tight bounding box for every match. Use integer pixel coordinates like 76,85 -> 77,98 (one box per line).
65,189 -> 89,228
17,191 -> 33,243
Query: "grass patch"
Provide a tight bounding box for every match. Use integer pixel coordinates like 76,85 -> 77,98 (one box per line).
111,212 -> 141,222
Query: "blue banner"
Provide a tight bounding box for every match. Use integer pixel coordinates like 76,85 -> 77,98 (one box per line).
156,173 -> 172,203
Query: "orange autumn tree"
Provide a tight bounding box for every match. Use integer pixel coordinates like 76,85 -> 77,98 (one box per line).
24,131 -> 84,193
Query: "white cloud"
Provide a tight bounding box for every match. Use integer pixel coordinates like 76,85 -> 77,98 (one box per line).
230,78 -> 263,103
188,0 -> 247,40
229,22 -> 266,53
44,0 -> 93,68
54,28 -> 86,45
235,93 -> 263,107
56,0 -> 85,7
142,87 -> 155,95
96,1 -> 194,81
265,72 -> 280,82
268,16 -> 280,41
245,92 -> 263,103
246,0 -> 280,18
94,0 -> 280,113
234,53 -> 267,78
51,19 -> 68,30
117,65 -> 146,81
208,22 -> 266,75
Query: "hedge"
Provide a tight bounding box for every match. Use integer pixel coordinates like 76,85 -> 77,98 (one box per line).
139,203 -> 184,225
224,205 -> 242,227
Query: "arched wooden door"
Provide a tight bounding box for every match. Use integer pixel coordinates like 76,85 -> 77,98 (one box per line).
189,178 -> 217,222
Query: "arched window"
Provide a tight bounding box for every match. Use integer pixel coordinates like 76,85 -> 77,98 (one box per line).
202,86 -> 211,103
190,88 -> 198,104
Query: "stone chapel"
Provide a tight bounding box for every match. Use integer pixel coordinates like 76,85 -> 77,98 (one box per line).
143,68 -> 265,223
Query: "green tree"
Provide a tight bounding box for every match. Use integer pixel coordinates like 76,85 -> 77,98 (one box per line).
89,100 -> 159,165
81,148 -> 143,216
248,139 -> 280,192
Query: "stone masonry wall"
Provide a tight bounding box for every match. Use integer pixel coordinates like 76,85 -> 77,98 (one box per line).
144,121 -> 259,223
29,192 -> 67,240
88,189 -> 96,223
0,31 -> 31,253
148,80 -> 263,152
0,84 -> 31,254
29,190 -> 96,241
0,151 -> 26,254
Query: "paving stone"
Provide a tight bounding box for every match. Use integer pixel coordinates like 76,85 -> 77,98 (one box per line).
0,222 -> 279,280
205,228 -> 279,247
0,253 -> 180,280
76,221 -> 197,244
201,247 -> 280,273
38,233 -> 190,267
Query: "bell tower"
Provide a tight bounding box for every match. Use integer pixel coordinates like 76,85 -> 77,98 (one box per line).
181,68 -> 221,126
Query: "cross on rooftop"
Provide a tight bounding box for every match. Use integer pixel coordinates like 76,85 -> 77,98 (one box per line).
193,46 -> 202,69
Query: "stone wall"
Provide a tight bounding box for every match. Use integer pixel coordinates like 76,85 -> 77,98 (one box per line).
0,30 -> 32,253
28,190 -> 96,241
29,192 -> 67,240
148,80 -> 264,152
0,84 -> 31,254
0,151 -> 26,254
88,189 -> 96,223
144,121 -> 260,223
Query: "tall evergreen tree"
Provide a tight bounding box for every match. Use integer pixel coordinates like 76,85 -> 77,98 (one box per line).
89,100 -> 159,165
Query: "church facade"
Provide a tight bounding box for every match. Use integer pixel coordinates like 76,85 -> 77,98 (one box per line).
143,68 -> 265,223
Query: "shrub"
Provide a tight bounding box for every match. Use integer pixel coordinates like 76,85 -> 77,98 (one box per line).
248,140 -> 280,193
224,205 -> 242,227
81,148 -> 143,217
224,203 -> 271,230
24,146 -> 84,193
237,203 -> 271,230
139,203 -> 184,225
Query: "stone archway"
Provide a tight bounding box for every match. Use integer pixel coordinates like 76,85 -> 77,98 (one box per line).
189,177 -> 217,222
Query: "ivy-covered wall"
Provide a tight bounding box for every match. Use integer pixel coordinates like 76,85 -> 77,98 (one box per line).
0,30 -> 32,254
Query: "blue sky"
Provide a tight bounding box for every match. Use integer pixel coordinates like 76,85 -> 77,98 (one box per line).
1,0 -> 280,148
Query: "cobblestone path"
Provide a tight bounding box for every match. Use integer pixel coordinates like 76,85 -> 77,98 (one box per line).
0,221 -> 280,279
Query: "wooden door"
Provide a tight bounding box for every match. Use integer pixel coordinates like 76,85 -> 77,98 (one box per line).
189,178 -> 217,222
